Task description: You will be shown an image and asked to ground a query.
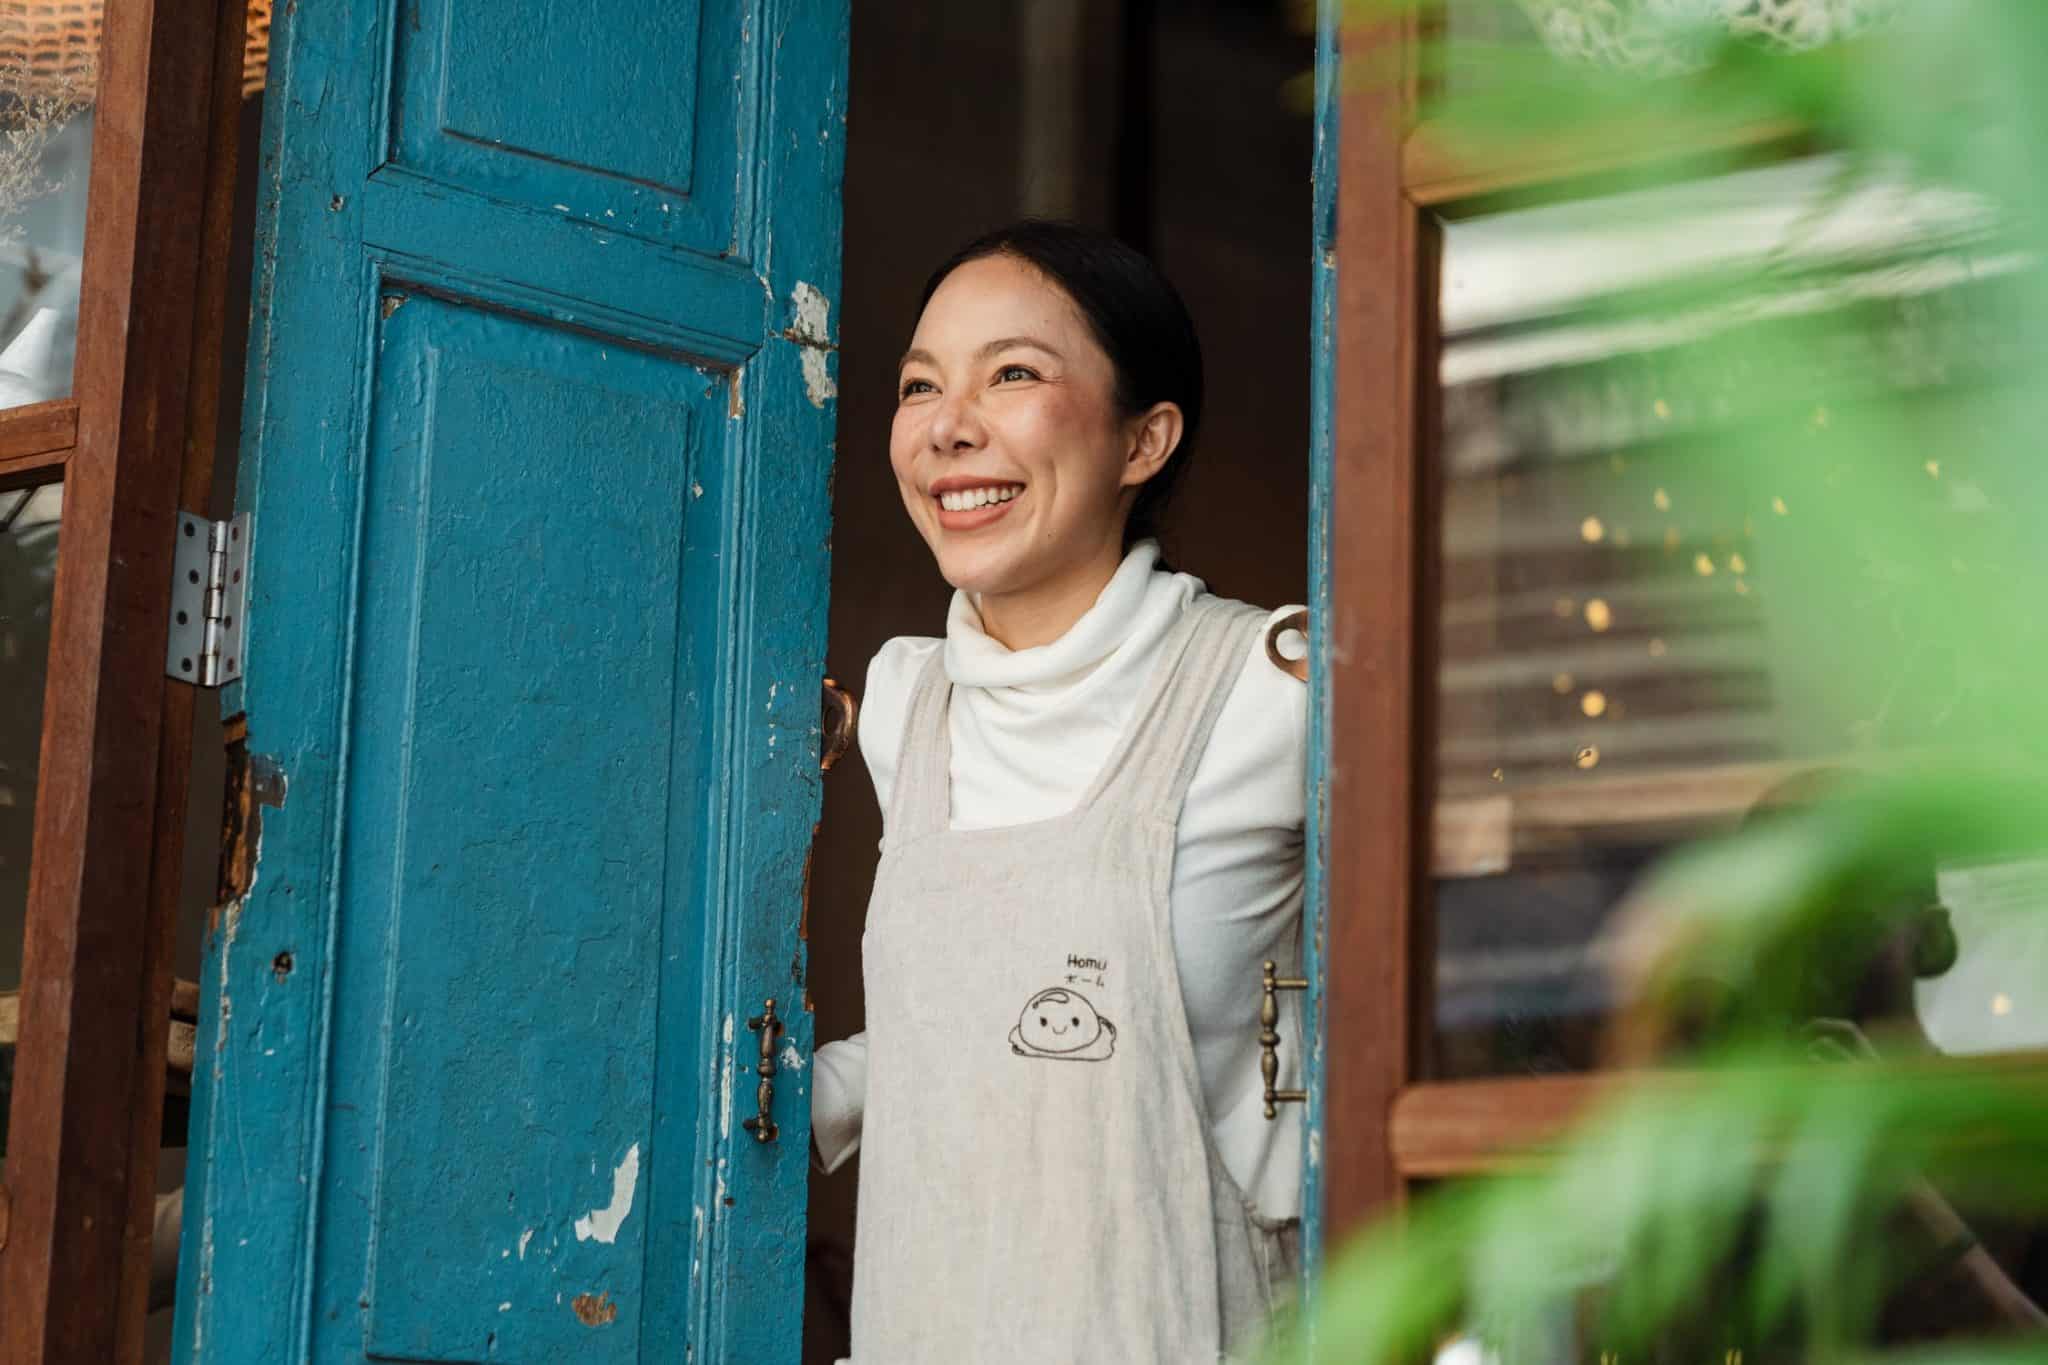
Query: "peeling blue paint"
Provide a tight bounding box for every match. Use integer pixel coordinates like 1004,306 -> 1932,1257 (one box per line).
173,1 -> 847,1361
1299,1 -> 1340,1347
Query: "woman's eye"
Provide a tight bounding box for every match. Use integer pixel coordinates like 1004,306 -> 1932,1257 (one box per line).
899,378 -> 935,399
995,364 -> 1038,384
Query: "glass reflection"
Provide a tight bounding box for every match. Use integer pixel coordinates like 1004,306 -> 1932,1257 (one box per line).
0,13 -> 95,409
0,482 -> 60,1154
1430,153 -> 2042,1077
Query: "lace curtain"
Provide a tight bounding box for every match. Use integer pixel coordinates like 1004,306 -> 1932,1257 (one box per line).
1515,0 -> 1900,71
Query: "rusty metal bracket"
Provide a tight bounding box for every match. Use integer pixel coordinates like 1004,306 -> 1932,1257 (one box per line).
212,714 -> 286,931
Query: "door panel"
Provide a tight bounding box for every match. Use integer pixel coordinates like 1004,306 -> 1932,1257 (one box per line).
390,0 -> 741,250
344,300 -> 712,1361
175,0 -> 847,1359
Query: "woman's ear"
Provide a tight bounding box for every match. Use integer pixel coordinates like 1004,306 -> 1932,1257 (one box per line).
1121,401 -> 1184,489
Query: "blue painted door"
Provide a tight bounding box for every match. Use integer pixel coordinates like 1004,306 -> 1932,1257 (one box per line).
1300,0 -> 1340,1338
174,2 -> 846,1361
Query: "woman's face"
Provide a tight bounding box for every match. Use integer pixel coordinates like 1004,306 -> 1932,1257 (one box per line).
891,254 -> 1166,599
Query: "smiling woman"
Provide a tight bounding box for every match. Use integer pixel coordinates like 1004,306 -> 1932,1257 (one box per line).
810,220 -> 1308,1364
887,223 -> 1202,651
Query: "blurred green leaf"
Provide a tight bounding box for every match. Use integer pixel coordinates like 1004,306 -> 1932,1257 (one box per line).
1281,3 -> 2048,1361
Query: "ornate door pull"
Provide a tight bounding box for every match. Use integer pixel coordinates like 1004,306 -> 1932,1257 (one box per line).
742,999 -> 784,1143
821,677 -> 858,773
1264,610 -> 1309,683
1260,960 -> 1309,1119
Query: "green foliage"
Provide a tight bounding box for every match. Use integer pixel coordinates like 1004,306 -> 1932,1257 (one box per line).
1278,3 -> 2048,1361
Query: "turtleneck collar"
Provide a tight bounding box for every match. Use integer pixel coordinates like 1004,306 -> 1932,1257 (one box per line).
943,540 -> 1204,692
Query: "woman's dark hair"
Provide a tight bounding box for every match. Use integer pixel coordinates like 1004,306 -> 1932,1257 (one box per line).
918,220 -> 1204,553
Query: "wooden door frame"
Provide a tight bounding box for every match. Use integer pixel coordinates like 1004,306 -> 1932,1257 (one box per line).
1320,8 -> 1837,1239
0,0 -> 247,1358
1321,4 -> 1434,1237
1318,8 -> 2048,1247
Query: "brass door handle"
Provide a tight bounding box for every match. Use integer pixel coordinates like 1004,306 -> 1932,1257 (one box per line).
1264,610 -> 1309,683
742,999 -> 784,1143
821,677 -> 858,773
1260,961 -> 1309,1119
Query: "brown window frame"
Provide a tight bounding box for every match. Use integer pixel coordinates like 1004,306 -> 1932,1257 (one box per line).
1324,11 -> 2048,1238
0,0 -> 248,1359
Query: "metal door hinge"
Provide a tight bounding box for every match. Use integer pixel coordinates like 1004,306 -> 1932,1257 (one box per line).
166,511 -> 250,688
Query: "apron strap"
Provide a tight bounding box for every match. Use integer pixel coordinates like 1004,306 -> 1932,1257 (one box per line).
1079,596 -> 1270,821
884,645 -> 955,842
888,596 -> 1268,840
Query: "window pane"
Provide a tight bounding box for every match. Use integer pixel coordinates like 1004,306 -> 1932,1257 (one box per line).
1429,153 -> 2042,1078
0,481 -> 60,1152
0,13 -> 95,409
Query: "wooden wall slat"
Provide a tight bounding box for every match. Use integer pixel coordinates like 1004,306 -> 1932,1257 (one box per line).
1404,116 -> 1810,210
0,447 -> 71,493
0,0 -> 229,1355
0,401 -> 79,462
0,401 -> 79,485
1325,6 -> 1426,1236
1391,1074 -> 1611,1176
1392,1056 -> 2048,1177
113,0 -> 249,1353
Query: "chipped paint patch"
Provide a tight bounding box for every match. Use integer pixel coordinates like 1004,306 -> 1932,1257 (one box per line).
573,1143 -> 641,1244
790,282 -> 832,345
194,1212 -> 214,1353
572,1291 -> 618,1327
518,1228 -> 533,1260
213,742 -> 282,935
719,1015 -> 734,1139
213,901 -> 241,1058
1308,1130 -> 1322,1167
780,1041 -> 805,1072
800,347 -> 836,408
788,282 -> 838,408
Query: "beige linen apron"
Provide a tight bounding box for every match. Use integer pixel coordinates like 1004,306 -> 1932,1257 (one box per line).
846,596 -> 1296,1364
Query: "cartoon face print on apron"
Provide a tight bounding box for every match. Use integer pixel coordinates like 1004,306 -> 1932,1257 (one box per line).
847,596 -> 1273,1365
1009,984 -> 1118,1060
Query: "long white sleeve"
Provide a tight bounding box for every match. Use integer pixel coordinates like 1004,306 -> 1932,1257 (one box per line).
811,1032 -> 868,1174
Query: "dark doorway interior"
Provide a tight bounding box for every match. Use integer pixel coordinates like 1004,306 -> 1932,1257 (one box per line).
806,4 -> 1315,1357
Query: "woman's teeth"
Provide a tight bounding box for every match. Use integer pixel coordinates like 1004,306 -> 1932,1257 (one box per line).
937,485 -> 1022,512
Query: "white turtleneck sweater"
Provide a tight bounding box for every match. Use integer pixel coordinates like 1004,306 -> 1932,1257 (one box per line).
812,542 -> 1308,1220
